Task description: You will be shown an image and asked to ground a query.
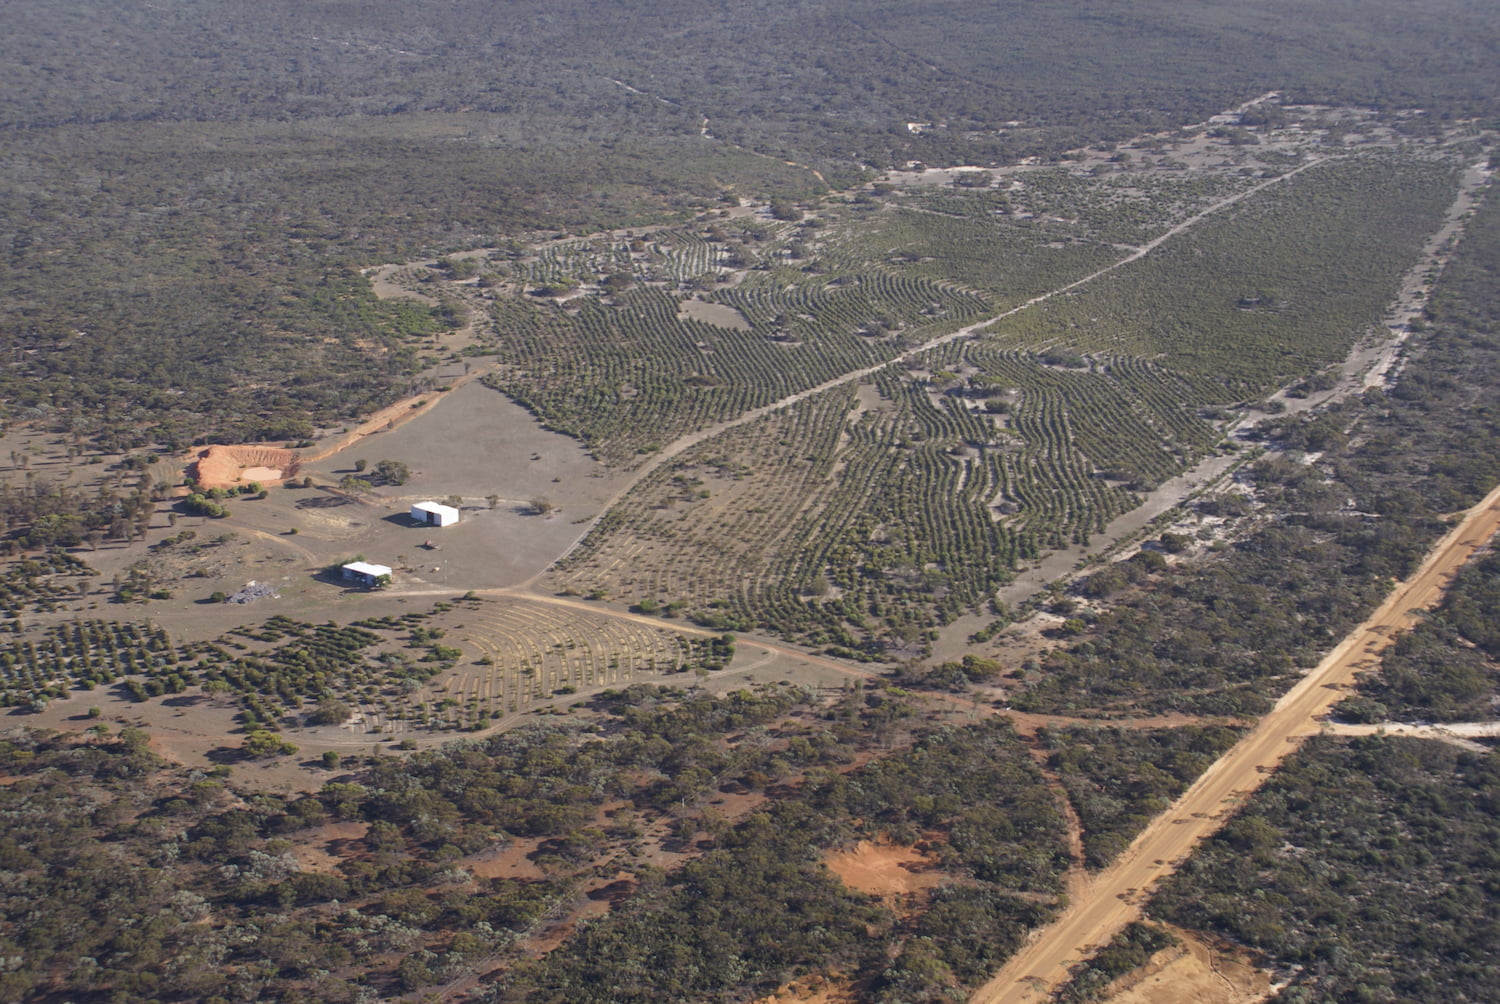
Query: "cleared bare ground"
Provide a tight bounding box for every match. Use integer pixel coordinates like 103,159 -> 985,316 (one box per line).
824,838 -> 947,901
1098,925 -> 1272,1004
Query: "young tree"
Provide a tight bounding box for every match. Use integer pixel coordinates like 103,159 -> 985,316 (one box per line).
243,730 -> 297,758
375,459 -> 410,485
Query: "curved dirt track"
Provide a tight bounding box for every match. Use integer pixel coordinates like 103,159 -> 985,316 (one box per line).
971,477 -> 1500,1004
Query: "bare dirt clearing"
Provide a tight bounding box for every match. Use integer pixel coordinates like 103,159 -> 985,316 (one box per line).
298,364 -> 478,465
1097,925 -> 1272,1004
188,444 -> 300,490
364,263 -> 439,305
824,837 -> 947,901
752,975 -> 860,1004
464,837 -> 546,881
679,297 -> 752,330
288,821 -> 370,875
305,379 -> 628,508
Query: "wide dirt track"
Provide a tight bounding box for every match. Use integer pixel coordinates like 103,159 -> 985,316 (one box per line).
970,477 -> 1500,1004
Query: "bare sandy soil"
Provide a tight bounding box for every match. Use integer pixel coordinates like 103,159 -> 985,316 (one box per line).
1321,719 -> 1500,752
364,263 -> 439,305
824,838 -> 946,900
969,478 -> 1500,1004
189,445 -> 301,490
464,837 -> 546,881
306,379 -> 627,509
752,975 -> 859,1004
288,821 -> 370,875
679,297 -> 751,330
1098,925 -> 1272,1004
298,365 -> 477,465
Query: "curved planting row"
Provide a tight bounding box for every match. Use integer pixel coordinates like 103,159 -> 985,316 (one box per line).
548,375 -> 1037,654
487,266 -> 984,464
446,599 -> 702,722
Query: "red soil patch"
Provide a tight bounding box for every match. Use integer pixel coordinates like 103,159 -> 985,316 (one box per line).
753,974 -> 860,1004
288,821 -> 370,874
464,837 -> 546,881
188,445 -> 301,490
825,837 -> 947,899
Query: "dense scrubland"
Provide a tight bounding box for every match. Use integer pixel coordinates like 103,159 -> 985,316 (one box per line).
2,2 -> 1500,1002
3,0 -> 1498,448
0,687 -> 1071,1002
1153,735 -> 1500,1001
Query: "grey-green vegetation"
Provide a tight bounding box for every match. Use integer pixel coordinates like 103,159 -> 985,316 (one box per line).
1,2 -> 1499,1003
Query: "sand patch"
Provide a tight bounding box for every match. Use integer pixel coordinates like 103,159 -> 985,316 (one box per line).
465,837 -> 545,881
753,974 -> 859,1004
289,821 -> 370,875
189,445 -> 300,490
679,298 -> 751,331
1099,925 -> 1273,1004
825,838 -> 945,898
366,263 -> 439,305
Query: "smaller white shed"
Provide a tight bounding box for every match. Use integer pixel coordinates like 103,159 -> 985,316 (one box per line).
411,501 -> 460,527
342,561 -> 393,587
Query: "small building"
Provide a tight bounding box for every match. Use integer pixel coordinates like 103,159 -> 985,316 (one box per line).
411,501 -> 460,527
341,561 -> 393,587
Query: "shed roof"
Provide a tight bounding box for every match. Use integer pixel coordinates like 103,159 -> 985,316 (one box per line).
343,561 -> 393,577
412,501 -> 461,519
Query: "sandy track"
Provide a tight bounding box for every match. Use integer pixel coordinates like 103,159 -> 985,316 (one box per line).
969,478 -> 1500,1004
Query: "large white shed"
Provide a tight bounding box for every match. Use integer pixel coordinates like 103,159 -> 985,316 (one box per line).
411,501 -> 460,527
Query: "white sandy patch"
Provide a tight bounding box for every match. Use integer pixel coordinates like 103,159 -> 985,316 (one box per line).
679,298 -> 751,330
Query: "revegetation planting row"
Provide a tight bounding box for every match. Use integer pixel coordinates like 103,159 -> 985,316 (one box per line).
484,268 -> 987,465
544,148 -> 1467,656
978,152 -> 1462,397
1017,177 -> 1500,718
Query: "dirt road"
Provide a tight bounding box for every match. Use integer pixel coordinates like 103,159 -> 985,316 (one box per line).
970,477 -> 1500,1004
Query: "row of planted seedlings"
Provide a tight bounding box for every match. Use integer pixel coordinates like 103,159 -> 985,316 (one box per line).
551,389 -> 857,627
486,239 -> 990,465
455,600 -> 703,718
868,194 -> 1123,298
0,619 -> 179,707
1017,151 -> 1463,394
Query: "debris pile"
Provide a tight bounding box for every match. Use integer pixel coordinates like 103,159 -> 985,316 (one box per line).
226,582 -> 279,604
